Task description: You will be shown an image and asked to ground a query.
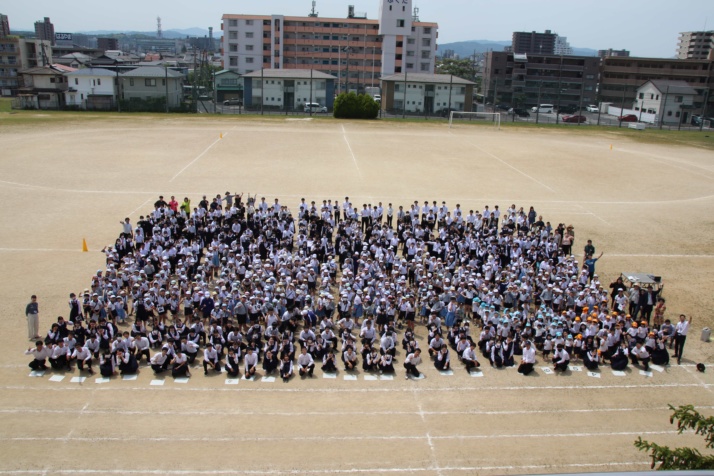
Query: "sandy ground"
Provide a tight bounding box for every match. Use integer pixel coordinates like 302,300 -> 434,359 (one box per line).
0,116 -> 712,475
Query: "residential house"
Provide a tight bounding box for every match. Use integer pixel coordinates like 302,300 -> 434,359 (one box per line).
215,69 -> 243,103
241,69 -> 337,110
16,64 -> 74,109
381,73 -> 475,114
64,67 -> 117,110
120,66 -> 184,108
635,80 -> 698,125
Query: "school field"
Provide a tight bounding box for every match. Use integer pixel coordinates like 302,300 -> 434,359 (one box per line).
0,111 -> 712,475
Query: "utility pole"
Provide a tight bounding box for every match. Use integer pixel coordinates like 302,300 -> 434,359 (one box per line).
659,86 -> 669,129
618,85 -> 627,128
535,81 -> 542,124
309,67 -> 313,117
344,46 -> 351,94
402,71 -> 407,119
260,68 -> 264,116
447,74 -> 453,112
555,55 -> 563,125
699,88 -> 710,131
165,65 -> 169,113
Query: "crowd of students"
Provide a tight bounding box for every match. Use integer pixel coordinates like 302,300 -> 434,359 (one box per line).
25,193 -> 693,381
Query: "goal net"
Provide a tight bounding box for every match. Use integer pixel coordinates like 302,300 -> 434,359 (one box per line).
449,111 -> 501,130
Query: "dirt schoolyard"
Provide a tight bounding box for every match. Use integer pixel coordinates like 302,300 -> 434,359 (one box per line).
0,114 -> 712,475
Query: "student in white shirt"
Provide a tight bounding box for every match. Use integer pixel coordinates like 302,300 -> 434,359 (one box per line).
518,340 -> 536,375
552,344 -> 570,372
25,341 -> 52,371
461,343 -> 480,373
280,354 -> 293,382
244,347 -> 258,379
202,343 -> 221,375
297,347 -> 315,377
673,314 -> 692,365
629,342 -> 651,371
150,348 -> 170,374
404,348 -> 423,379
70,344 -> 94,374
171,352 -> 191,378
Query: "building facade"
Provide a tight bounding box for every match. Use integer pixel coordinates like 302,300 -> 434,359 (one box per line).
241,69 -> 336,110
34,17 -> 55,45
65,68 -> 117,110
0,14 -> 10,38
599,56 -> 714,115
221,5 -> 437,93
483,51 -> 599,110
120,66 -> 184,108
381,72 -> 474,114
512,30 -> 557,55
16,65 -> 72,109
598,48 -> 630,58
0,37 -> 52,96
635,80 -> 697,125
676,31 -> 714,60
97,37 -> 119,51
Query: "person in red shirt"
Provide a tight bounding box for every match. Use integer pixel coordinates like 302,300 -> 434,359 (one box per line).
168,196 -> 179,213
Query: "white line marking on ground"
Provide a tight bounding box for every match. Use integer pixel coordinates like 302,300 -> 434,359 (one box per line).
576,203 -> 611,225
608,254 -> 714,258
0,248 -> 83,253
414,392 -> 444,476
3,405 -> 708,418
341,124 -> 362,177
684,365 -> 714,394
127,197 -> 153,218
0,461 -> 650,475
169,135 -> 225,182
1,430 -> 677,443
465,140 -> 557,193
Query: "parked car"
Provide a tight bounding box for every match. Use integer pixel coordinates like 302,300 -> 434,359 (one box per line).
557,105 -> 580,114
586,104 -> 599,113
438,107 -> 458,118
562,115 -> 587,123
691,115 -> 714,127
304,102 -> 328,113
496,104 -> 510,111
373,94 -> 381,103
508,108 -> 531,117
223,99 -> 243,106
618,114 -> 638,122
531,104 -> 554,113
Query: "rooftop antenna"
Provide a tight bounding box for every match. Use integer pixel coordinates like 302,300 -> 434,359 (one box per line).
308,1 -> 318,17
157,16 -> 162,39
413,6 -> 420,22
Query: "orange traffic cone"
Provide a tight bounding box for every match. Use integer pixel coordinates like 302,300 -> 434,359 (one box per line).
82,239 -> 88,252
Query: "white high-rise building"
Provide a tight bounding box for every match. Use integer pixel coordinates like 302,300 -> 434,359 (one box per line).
554,35 -> 572,55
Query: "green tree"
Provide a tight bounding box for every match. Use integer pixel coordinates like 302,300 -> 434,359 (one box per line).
435,58 -> 476,81
333,92 -> 378,119
635,404 -> 714,470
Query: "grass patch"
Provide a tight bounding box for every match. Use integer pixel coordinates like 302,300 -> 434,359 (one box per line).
0,98 -> 12,113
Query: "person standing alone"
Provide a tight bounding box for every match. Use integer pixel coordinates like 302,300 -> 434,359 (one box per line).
25,295 -> 40,340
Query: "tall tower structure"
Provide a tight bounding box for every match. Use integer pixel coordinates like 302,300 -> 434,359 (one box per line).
34,17 -> 55,45
157,16 -> 162,38
0,14 -> 10,38
379,0 -> 413,75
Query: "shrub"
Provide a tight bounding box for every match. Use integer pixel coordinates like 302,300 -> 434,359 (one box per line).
334,92 -> 379,119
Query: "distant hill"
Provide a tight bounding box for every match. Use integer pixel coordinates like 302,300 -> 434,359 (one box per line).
440,40 -> 597,57
77,28 -> 219,38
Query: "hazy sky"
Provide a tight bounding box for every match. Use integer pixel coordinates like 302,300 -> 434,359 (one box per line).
4,0 -> 714,57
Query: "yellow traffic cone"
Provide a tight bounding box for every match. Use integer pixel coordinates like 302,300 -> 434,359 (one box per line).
220,133 -> 223,139
82,239 -> 88,252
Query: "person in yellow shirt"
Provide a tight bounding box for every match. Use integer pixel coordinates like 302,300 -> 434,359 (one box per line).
180,197 -> 191,217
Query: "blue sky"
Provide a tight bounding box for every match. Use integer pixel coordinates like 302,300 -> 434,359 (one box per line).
4,0 -> 714,57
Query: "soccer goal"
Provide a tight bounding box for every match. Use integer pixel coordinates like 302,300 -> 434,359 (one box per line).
449,111 -> 501,130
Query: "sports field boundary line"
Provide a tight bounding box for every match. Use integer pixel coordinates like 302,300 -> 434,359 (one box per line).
169,133 -> 226,182
341,124 -> 362,177
0,461 -> 650,475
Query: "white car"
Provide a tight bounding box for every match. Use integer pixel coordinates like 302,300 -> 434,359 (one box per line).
373,94 -> 381,103
304,102 -> 328,113
586,105 -> 599,113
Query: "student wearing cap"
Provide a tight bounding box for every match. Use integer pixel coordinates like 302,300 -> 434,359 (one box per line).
518,341 -> 536,375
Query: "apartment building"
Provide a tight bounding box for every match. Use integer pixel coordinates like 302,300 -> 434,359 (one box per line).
598,49 -> 630,58
221,2 -> 437,93
599,56 -> 714,114
0,37 -> 52,96
512,30 -> 557,55
0,14 -> 10,38
676,31 -> 714,60
34,17 -> 55,45
483,51 -> 599,110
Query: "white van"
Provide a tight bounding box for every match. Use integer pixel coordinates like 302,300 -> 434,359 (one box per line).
304,102 -> 328,113
530,104 -> 554,113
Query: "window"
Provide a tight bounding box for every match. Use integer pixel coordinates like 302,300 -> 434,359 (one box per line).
667,111 -> 672,116
638,92 -> 644,99
674,95 -> 683,103
228,20 -> 237,27
246,45 -> 254,51
420,63 -> 430,72
97,78 -> 101,85
246,57 -> 254,63
656,94 -> 659,100
675,111 -> 681,117
650,93 -> 654,99
406,63 -> 414,69
397,20 -> 405,28
229,32 -> 238,40
246,32 -> 254,38
74,78 -> 78,85
129,79 -> 134,86
423,27 -> 432,34
145,79 -> 156,87
407,51 -> 414,57
407,38 -> 415,45
246,19 -> 253,25
422,38 -> 431,47
459,87 -> 466,94
421,51 -> 430,59
229,44 -> 238,52
229,57 -> 238,67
